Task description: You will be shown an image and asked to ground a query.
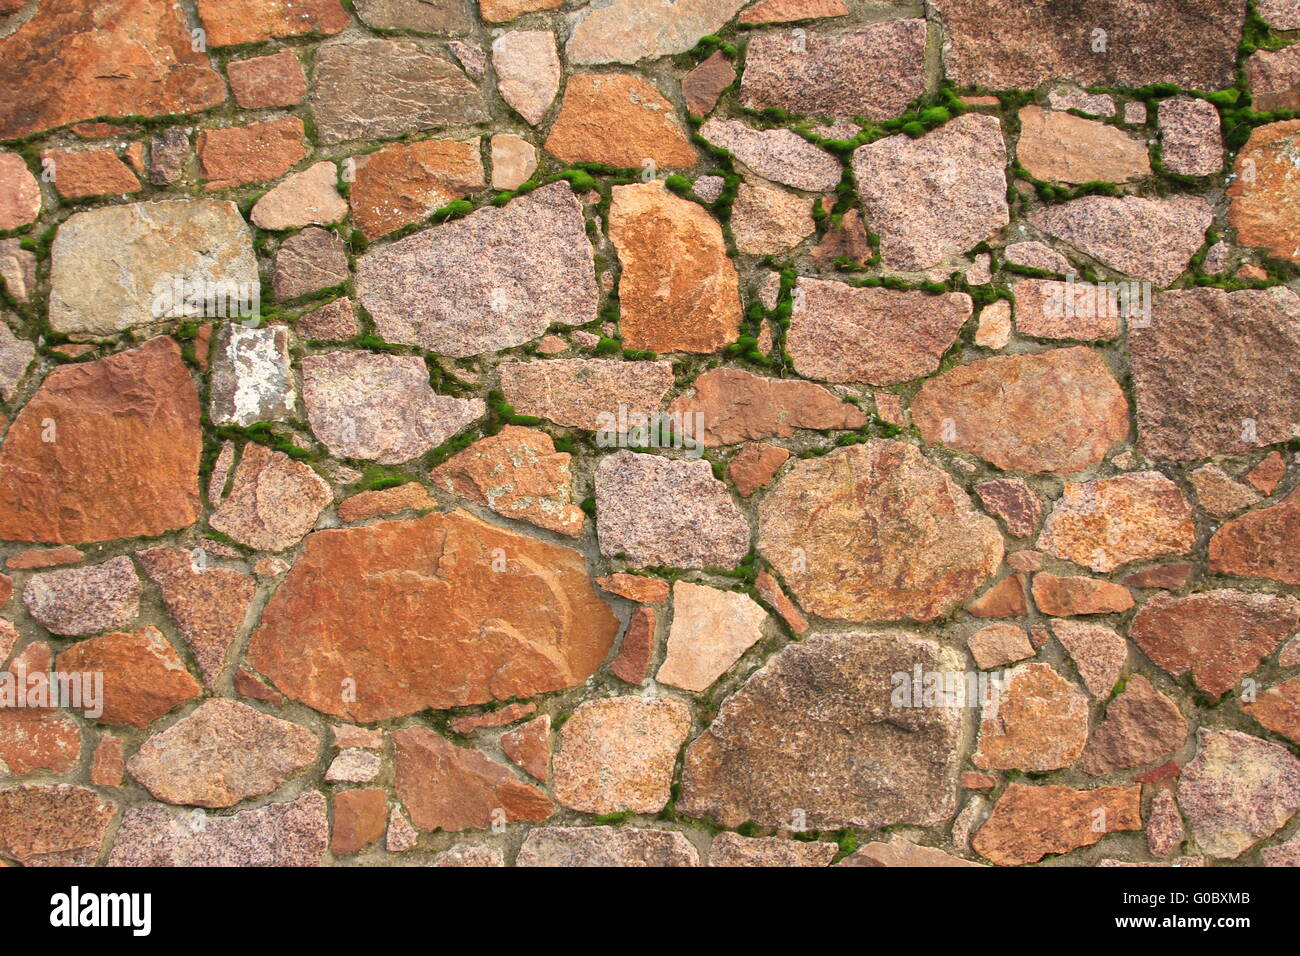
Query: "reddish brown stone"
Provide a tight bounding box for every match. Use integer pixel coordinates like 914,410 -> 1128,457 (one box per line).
331,789 -> 387,856
595,574 -> 670,605
962,772 -> 997,790
197,0 -> 351,47
350,139 -> 485,241
0,707 -> 82,777
682,50 -> 735,117
1245,675 -> 1300,743
1209,487 -> 1300,586
1120,564 -> 1194,590
517,826 -> 699,866
90,735 -> 125,787
337,483 -> 435,524
227,51 -> 308,109
545,74 -> 695,169
448,702 -> 538,735
973,664 -> 1090,771
502,714 -> 550,782
1229,121 -> 1300,264
42,148 -> 140,199
393,725 -> 552,831
972,783 -> 1142,866
1135,760 -> 1181,784
0,153 -> 39,231
755,567 -> 808,635
57,627 -> 200,729
670,368 -> 865,447
249,511 -> 619,721
1146,788 -> 1186,858
1051,620 -> 1127,698
974,478 -> 1042,538
0,337 -> 201,544
609,606 -> 656,686
1032,573 -> 1134,617
234,668 -> 284,707
6,547 -> 83,571
1129,590 -> 1300,697
198,118 -> 307,191
966,575 -> 1029,619
0,785 -> 116,866
1246,451 -> 1286,495
968,623 -> 1035,669
729,443 -> 790,498
1081,675 -> 1187,775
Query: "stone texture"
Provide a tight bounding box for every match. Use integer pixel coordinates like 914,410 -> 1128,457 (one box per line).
332,789 -> 387,856
298,298 -> 358,341
1130,590 -> 1300,698
842,839 -> 984,867
228,51 -> 308,109
448,702 -> 536,735
0,706 -> 82,777
609,607 -> 656,685
338,482 -> 436,523
209,443 -> 332,552
353,140 -> 484,241
0,0 -> 225,141
975,478 -> 1042,538
657,581 -> 767,692
609,181 -> 742,353
248,511 -> 618,721
498,358 -> 673,430
0,785 -> 116,866
432,426 -> 584,536
565,0 -> 746,64
41,147 -> 140,199
127,699 -> 317,808
0,240 -> 36,303
973,663 -> 1090,771
741,20 -> 926,120
596,450 -> 750,569
1246,452 -> 1286,496
971,783 -> 1142,866
210,326 -> 295,428
311,39 -> 487,144
912,347 -> 1129,476
493,31 -> 560,126
107,791 -> 328,867
137,547 -> 255,687
197,0 -> 349,46
700,119 -> 840,192
491,133 -> 536,190
545,74 -> 695,168
325,749 -> 382,784
1229,128 -> 1300,264
853,114 -> 1009,270
710,833 -> 837,866
22,556 -> 140,637
974,299 -> 1012,349
0,154 -> 39,232
1051,620 -> 1127,698
90,736 -> 125,787
1016,106 -> 1151,184
967,574 -> 1030,618
1047,87 -> 1116,117
1245,45 -> 1300,112
393,725 -> 552,831
358,183 -> 597,357
682,51 -> 735,117
731,179 -> 815,255
356,0 -> 474,32
251,162 -> 347,231
759,441 -> 1002,623
1178,729 -> 1300,859
0,325 -> 37,402
273,227 -> 349,301
502,714 -> 550,782
1080,674 -> 1186,775
56,626 -> 201,728
681,631 -> 963,829
787,279 -> 971,385
740,0 -> 847,22
1029,196 -> 1213,287
1158,97 -> 1223,176
147,129 -> 189,186
810,208 -> 872,268
48,200 -> 256,336
968,623 -> 1035,669
1032,573 -> 1133,616
729,443 -> 790,497
517,826 -> 699,866
1011,278 -> 1120,341
1005,240 -> 1071,275
1146,789 -> 1185,858
1209,487 -> 1300,585
1189,464 -> 1262,518
1244,675 -> 1300,743
198,118 -> 306,190
595,573 -> 670,604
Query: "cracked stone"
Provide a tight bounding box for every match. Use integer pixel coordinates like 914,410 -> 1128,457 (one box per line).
210,325 -> 296,428
273,226 -> 349,301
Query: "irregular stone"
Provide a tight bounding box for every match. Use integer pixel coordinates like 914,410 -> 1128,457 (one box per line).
741,20 -> 926,120
0,0 -> 225,140
90,735 -> 125,787
1032,573 -> 1133,616
1146,788 -> 1185,858
499,358 -> 673,430
502,714 -> 550,782
1120,564 -> 1193,590
251,162 -> 347,232
448,703 -> 537,735
337,482 -> 436,523
491,133 -> 536,190
6,547 -> 82,571
0,707 -> 81,777
682,51 -> 735,117
23,556 -> 140,637
595,573 -> 670,604
1016,106 -> 1151,183
609,607 -> 656,685
432,426 -> 584,536
853,114 -> 1009,270
228,50 -> 308,109
1011,277 -> 1120,341
912,347 -> 1129,476
448,39 -> 486,78
545,73 -> 694,168
325,749 -> 381,783
1029,196 -> 1213,287
0,785 -> 115,866
842,839 -> 984,867
431,845 -> 503,866
1189,463 -> 1262,517
273,226 -> 349,301
760,441 -> 1002,623
302,351 -> 483,464
968,623 -> 1035,669
393,725 -> 552,831
787,279 -> 971,385
1129,590 -> 1300,697
197,117 -> 306,190
147,129 -> 189,186
681,631 -> 963,829
311,39 -> 487,144
128,699 -> 316,808
356,0 -> 474,32
1158,97 -> 1223,176
1246,45 -> 1300,113
971,783 -> 1141,866
332,789 -> 386,856
1258,0 -> 1300,29
739,0 -> 847,23
197,0 -> 349,46
248,511 -> 619,720
974,663 -> 1090,771
358,183 -> 596,357
0,239 -> 36,303
1051,620 -> 1127,698
699,119 -> 839,192
107,791 -> 328,867
1005,240 -> 1071,274
48,200 -> 256,335
1046,87 -> 1116,117
41,147 -> 140,199
565,0 -> 746,64
1178,729 -> 1300,859
1244,675 -> 1300,743
974,299 -> 1012,349
0,154 -> 39,232
1262,831 -> 1300,866
967,574 -> 1030,618
209,444 -> 331,553
1007,550 -> 1045,572
492,31 -> 559,126
56,626 -> 201,728
711,834 -> 837,866
350,138 -> 484,241
481,0 -> 561,20
810,208 -> 871,268
729,443 -> 790,497
658,581 -> 767,692
234,669 -> 284,707
1209,487 -> 1300,585
932,0 -> 1244,90
298,298 -> 358,341
731,179 -> 815,255
1246,452 -> 1285,496
210,325 -> 295,428
1081,675 -> 1186,775
516,826 -> 698,866
609,181 -> 741,353
974,478 -> 1042,538
754,568 -> 808,635
595,450 -> 751,569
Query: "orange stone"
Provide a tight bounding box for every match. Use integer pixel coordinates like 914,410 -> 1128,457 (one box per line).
609,606 -> 657,686
56,626 -> 201,728
337,482 -> 436,523
1244,675 -> 1300,743
966,574 -> 1029,618
349,138 -> 485,240
1228,120 -> 1300,264
198,117 -> 306,191
755,567 -> 808,635
595,573 -> 670,604
669,367 -> 866,446
729,443 -> 791,497
1032,573 -> 1133,617
448,702 -> 537,735
331,788 -> 387,856
41,148 -> 140,199
972,783 -> 1141,866
545,73 -> 695,169
1208,487 -> 1300,586
502,714 -> 551,782
197,0 -> 351,47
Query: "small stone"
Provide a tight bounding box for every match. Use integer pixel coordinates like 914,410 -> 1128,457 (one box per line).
298,298 -> 358,341
1146,789 -> 1185,858
853,114 -> 1009,270
0,703 -> 82,777
1051,620 -> 1127,698
682,51 -> 735,117
974,478 -> 1042,538
393,725 -> 552,831
41,147 -> 140,199
23,557 -> 140,637
1124,101 -> 1149,124
962,772 -> 998,790
1246,452 -> 1286,496
198,117 -> 305,190
432,426 -> 584,536
1081,675 -> 1187,775
1030,196 -> 1213,287
1189,463 -> 1262,517
1209,487 -> 1300,586
1046,87 -> 1117,117
350,138 -> 484,241
1245,675 -> 1300,743
545,73 -> 695,168
1008,550 -> 1044,572
337,483 -> 436,523
1245,44 -> 1300,112
912,347 -> 1130,476
1016,106 -> 1150,183
1129,590 -> 1300,697
741,21 -> 926,120
1032,573 -> 1134,616
753,567 -> 807,636
490,133 -> 536,190
974,300 -> 1012,349
127,699 -> 317,808
0,785 -> 116,866
498,358 -> 673,430
234,669 -> 284,707
355,0 -> 474,32
56,626 -> 201,728
729,443 -> 790,497
968,623 -> 1035,669
502,714 -> 550,782
595,574 -> 670,604
227,50 -> 308,109
493,31 -> 560,126
210,325 -> 296,428
0,239 -> 36,302
1178,729 -> 1300,859
966,575 -> 1030,618
325,749 -> 382,784
810,208 -> 872,268
731,179 -> 815,255
609,181 -> 742,353
972,783 -> 1141,866
565,0 -> 745,64
658,581 -> 767,692
0,154 -> 38,231
842,839 -> 984,867
90,736 -> 125,787
332,789 -> 387,856
609,607 -> 656,686
711,833 -> 837,867
1004,240 -> 1072,274
739,0 -> 847,23
974,663 -> 1090,772
516,826 -> 699,867
386,808 -> 418,852
1011,277 -> 1120,341
273,226 -> 349,301
332,725 -> 384,749
251,162 -> 347,231
0,323 -> 33,404
1155,96 -> 1222,177
147,129 -> 189,185
196,0 -> 349,46
700,119 -> 840,192
302,351 -> 484,463
1119,564 -> 1193,590
787,278 -> 971,385
209,443 -> 332,552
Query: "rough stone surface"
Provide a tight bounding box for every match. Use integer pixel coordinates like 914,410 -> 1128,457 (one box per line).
682,51 -> 735,117
502,714 -> 550,782
1229,121 -> 1300,264
198,117 -> 306,190
1245,44 -> 1300,112
545,74 -> 695,168
968,623 -> 1036,670
1032,573 -> 1134,616
197,0 -> 349,46
1016,106 -> 1151,183
731,179 -> 815,255
971,783 -> 1142,866
56,626 -> 201,728
565,0 -> 746,64
273,227 -> 349,301
729,443 -> 790,497
1011,277 -> 1120,341
0,785 -> 116,866
351,138 -> 484,240
669,367 -> 865,446
974,478 -> 1043,538
1244,675 -> 1300,743
490,133 -> 536,190
493,31 -> 560,126
657,581 -> 767,692
517,826 -> 699,866
499,358 -> 673,430
228,50 -> 309,109
1209,487 -> 1300,586
210,325 -> 296,428
1190,464 -> 1262,518
331,789 -> 387,856
973,663 -> 1090,772
1051,620 -> 1127,698
209,443 -> 332,552
356,0 -> 474,32
1080,675 -> 1186,775
42,147 -> 140,199
298,298 -> 358,341
595,573 -> 670,604
0,154 -> 39,232
1158,97 -> 1223,176
251,162 -> 347,231
710,833 -> 836,866
22,556 -> 140,637
700,119 -> 840,192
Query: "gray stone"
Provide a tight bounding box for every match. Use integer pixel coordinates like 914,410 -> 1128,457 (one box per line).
354,0 -> 474,34
209,325 -> 296,428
